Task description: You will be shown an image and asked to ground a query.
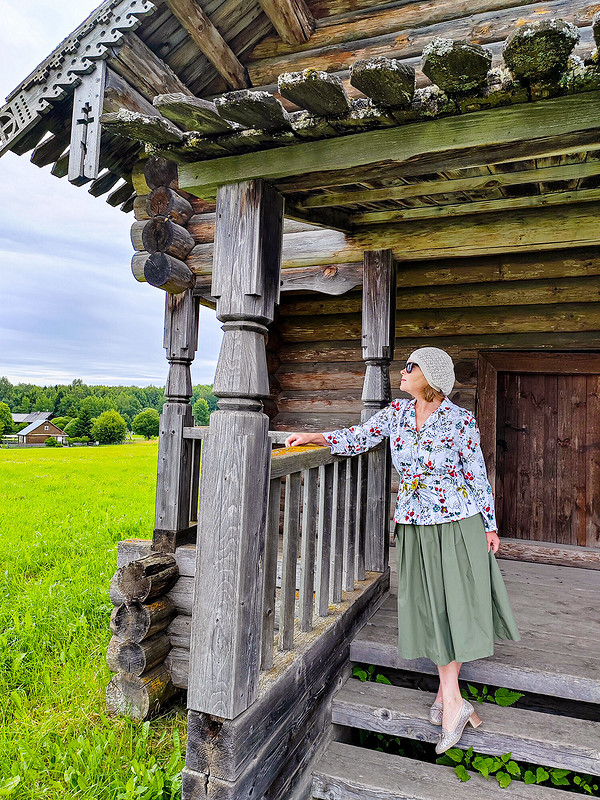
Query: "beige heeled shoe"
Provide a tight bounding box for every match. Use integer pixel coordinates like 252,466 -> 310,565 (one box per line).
435,699 -> 482,754
429,699 -> 443,726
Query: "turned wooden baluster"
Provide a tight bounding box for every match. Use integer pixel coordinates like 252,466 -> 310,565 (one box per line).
362,249 -> 397,573
188,179 -> 283,718
153,289 -> 199,552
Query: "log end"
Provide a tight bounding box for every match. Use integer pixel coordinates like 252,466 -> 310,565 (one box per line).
421,37 -> 492,94
144,252 -> 195,294
502,18 -> 580,82
350,57 -> 415,109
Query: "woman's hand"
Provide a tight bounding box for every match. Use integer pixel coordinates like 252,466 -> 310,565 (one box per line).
486,530 -> 500,554
284,432 -> 328,448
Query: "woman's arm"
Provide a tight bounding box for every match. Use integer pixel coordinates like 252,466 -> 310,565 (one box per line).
284,404 -> 394,456
458,415 -> 498,534
284,432 -> 328,447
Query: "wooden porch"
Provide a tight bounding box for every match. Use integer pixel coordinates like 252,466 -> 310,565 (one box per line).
112,526 -> 600,799
2,0 -> 600,797
312,552 -> 600,799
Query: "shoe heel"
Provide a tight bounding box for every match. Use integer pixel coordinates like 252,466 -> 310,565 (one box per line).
468,710 -> 482,728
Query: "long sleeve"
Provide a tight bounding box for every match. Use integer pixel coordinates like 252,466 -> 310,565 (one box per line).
458,415 -> 498,533
322,404 -> 393,456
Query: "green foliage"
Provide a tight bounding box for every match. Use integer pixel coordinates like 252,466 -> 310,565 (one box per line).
132,409 -> 161,439
191,384 -> 217,413
0,441 -> 185,797
44,437 -> 61,447
192,398 -> 210,426
352,663 -> 392,685
436,746 -> 597,793
91,410 -> 128,445
51,416 -> 72,431
461,683 -> 524,706
0,377 -> 167,427
0,402 -> 12,436
64,419 -> 79,437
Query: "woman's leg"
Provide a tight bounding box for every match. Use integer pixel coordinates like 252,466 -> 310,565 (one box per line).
437,661 -> 464,728
435,660 -> 462,703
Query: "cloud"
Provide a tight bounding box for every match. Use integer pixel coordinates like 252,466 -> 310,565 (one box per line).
0,1 -> 223,388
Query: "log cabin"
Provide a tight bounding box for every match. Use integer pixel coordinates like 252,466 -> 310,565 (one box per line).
2,0 -> 600,797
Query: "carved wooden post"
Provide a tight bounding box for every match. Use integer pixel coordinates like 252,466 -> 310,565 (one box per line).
188,179 -> 283,719
153,289 -> 199,552
361,249 -> 396,572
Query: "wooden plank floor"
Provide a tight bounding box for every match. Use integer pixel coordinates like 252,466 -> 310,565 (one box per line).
351,549 -> 600,704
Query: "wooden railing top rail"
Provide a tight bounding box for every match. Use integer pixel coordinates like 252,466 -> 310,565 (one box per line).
183,426 -> 341,477
183,427 -> 294,444
269,445 -> 340,479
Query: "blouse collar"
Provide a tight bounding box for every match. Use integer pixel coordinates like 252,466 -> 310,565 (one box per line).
407,395 -> 451,433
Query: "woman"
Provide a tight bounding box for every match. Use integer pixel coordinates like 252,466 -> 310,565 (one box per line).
285,346 -> 521,753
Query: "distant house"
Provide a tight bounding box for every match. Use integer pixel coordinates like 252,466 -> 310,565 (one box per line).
17,420 -> 67,445
11,411 -> 53,425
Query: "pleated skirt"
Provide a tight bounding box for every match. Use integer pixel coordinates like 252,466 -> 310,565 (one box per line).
393,512 -> 521,666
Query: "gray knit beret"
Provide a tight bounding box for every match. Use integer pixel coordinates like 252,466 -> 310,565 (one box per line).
407,347 -> 455,396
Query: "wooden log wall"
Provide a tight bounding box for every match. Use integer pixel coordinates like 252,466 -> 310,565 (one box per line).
106,553 -> 180,720
270,245 -> 600,516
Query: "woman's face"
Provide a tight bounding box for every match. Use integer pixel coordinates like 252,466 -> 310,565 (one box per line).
400,361 -> 429,398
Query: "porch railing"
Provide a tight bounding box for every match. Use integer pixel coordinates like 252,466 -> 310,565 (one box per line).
181,427 -> 372,669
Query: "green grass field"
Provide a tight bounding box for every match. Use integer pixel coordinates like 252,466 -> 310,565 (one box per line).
0,442 -> 186,799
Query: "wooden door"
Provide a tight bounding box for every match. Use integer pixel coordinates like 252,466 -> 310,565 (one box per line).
492,366 -> 600,548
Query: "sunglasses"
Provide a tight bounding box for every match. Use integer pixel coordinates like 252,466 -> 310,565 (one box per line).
404,362 -> 418,373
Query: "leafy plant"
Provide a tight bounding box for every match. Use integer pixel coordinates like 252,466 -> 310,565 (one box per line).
436,746 -> 598,794
352,663 -> 392,685
461,683 -> 524,706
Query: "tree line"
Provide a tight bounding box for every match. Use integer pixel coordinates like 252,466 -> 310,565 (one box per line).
0,378 -> 217,443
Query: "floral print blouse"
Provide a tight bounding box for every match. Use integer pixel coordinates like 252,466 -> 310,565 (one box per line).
322,396 -> 498,532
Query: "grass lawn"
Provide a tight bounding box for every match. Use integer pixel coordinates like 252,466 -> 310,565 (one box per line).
0,441 -> 186,799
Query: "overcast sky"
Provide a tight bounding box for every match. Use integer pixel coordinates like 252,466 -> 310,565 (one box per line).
0,0 -> 222,387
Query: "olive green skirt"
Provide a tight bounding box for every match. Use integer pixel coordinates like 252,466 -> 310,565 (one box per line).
393,512 -> 521,666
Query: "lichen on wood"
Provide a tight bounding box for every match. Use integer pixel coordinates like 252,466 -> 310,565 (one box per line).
421,37 -> 492,94
349,57 -> 415,110
100,109 -> 184,145
278,69 -> 351,116
502,18 -> 580,82
214,89 -> 291,131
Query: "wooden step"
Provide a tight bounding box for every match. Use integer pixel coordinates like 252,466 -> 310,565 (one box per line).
351,595 -> 600,705
311,740 -> 584,800
332,680 -> 600,775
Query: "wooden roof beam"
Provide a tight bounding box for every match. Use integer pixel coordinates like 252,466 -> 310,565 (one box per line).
107,32 -> 190,102
104,67 -> 162,117
299,160 -> 600,208
352,202 -> 600,260
352,187 -> 600,225
178,92 -> 600,199
257,0 -> 315,45
164,0 -> 250,89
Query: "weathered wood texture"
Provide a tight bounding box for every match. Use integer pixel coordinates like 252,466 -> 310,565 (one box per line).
106,664 -> 179,720
188,179 -> 283,719
154,289 -> 199,552
332,681 -> 600,773
480,351 -> 600,549
182,568 -> 388,799
361,250 -> 396,571
116,553 -> 178,603
164,0 -> 250,90
312,740 -> 585,800
269,246 -> 600,529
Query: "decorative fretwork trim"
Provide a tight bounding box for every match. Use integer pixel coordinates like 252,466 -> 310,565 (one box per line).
0,0 -> 157,156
